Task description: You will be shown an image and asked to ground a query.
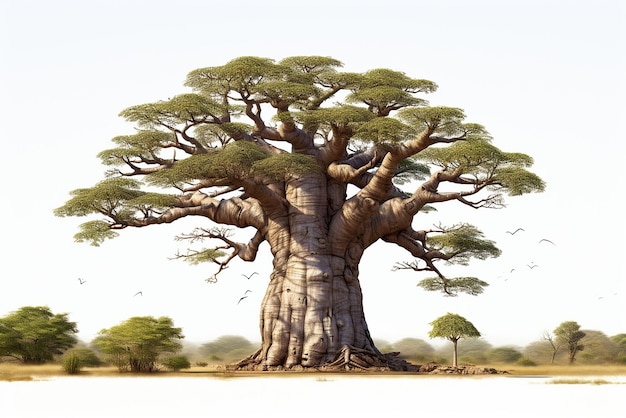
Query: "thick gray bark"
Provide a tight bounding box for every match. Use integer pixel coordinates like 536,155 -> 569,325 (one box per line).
241,173 -> 392,370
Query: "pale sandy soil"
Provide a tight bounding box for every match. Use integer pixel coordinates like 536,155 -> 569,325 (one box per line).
2,362 -> 626,381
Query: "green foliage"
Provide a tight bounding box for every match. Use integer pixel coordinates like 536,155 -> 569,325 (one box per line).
180,248 -> 228,266
554,321 -> 586,364
413,224 -> 499,296
486,346 -> 523,363
428,224 -> 502,265
72,220 -> 119,246
393,158 -> 431,185
64,347 -> 102,367
418,276 -> 489,297
62,353 -> 82,374
119,94 -> 224,129
54,178 -> 141,217
416,138 -> 546,197
577,330 -> 619,364
252,153 -> 321,181
429,313 -> 481,342
98,131 -> 174,166
163,355 -> 191,371
354,117 -> 415,144
0,306 -> 78,364
295,105 -> 374,129
398,106 -> 465,133
516,357 -> 537,366
93,316 -> 184,373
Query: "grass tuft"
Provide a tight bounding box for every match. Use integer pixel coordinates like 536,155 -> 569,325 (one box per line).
547,378 -> 616,385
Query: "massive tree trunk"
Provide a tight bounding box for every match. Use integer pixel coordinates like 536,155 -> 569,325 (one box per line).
235,173 -> 413,371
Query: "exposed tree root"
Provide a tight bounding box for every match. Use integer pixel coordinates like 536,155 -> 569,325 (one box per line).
231,345 -> 420,372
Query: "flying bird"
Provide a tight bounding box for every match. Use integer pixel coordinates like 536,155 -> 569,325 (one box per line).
506,228 -> 525,235
539,239 -> 556,245
237,290 -> 252,304
134,291 -> 143,297
241,272 -> 258,280
77,278 -> 86,285
527,264 -> 539,269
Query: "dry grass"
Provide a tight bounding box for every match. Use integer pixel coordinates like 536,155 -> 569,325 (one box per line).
2,362 -> 626,382
486,364 -> 626,377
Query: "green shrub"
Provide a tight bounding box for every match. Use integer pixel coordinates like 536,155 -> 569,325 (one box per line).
516,357 -> 537,366
62,353 -> 82,374
195,361 -> 208,367
163,355 -> 191,371
67,348 -> 102,367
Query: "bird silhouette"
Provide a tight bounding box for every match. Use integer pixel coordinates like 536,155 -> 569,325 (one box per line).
134,291 -> 143,297
539,239 -> 556,245
506,228 -> 525,235
237,295 -> 248,305
527,264 -> 539,269
241,272 -> 258,280
77,278 -> 86,284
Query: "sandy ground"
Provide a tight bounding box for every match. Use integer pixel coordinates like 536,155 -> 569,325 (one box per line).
2,362 -> 626,381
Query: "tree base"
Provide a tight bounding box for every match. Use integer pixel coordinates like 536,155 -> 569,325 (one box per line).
232,345 -> 421,372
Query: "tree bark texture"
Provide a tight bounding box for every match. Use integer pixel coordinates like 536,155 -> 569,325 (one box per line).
247,173 -> 388,369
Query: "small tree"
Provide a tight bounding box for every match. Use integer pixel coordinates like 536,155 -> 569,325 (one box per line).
0,306 -> 77,363
93,316 -> 184,372
554,321 -> 585,364
428,313 -> 481,367
541,330 -> 561,364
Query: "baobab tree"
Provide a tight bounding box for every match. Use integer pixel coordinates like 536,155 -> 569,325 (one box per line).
55,56 -> 544,370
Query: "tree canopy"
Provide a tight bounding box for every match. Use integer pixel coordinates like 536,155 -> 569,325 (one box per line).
429,312 -> 481,367
54,56 -> 544,370
554,321 -> 586,364
0,306 -> 78,363
93,316 -> 184,372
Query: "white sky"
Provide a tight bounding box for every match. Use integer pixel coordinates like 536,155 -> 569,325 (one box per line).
1,0 -> 624,348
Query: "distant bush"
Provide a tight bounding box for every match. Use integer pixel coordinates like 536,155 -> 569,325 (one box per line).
516,357 -> 537,366
195,361 -> 208,367
486,347 -> 523,364
62,353 -> 82,374
200,335 -> 256,363
163,355 -> 191,371
66,348 -> 102,367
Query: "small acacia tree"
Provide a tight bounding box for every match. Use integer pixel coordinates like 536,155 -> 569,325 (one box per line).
55,56 -> 544,370
429,312 -> 481,367
0,306 -> 77,364
93,316 -> 183,372
554,321 -> 585,364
